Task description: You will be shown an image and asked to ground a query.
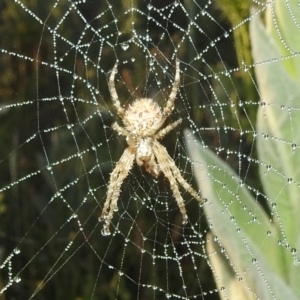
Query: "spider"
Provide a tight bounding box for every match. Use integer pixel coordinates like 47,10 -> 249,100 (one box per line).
100,59 -> 203,235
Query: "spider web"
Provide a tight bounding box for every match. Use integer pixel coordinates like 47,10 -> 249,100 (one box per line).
0,0 -> 300,299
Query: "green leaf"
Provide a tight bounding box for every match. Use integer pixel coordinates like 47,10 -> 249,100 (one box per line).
184,129 -> 297,299
265,0 -> 300,78
250,7 -> 300,296
206,232 -> 255,300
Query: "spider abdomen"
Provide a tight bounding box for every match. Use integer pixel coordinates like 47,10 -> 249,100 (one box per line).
123,98 -> 163,136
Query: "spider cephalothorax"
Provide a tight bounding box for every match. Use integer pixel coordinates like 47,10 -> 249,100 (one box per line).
100,59 -> 202,235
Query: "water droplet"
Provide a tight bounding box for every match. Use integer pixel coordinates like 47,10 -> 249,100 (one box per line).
121,43 -> 129,51
14,248 -> 20,255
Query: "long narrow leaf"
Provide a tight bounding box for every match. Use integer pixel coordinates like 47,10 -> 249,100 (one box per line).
250,8 -> 300,296
184,129 -> 297,299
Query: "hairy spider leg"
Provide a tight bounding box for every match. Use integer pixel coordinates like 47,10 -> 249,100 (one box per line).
111,122 -> 129,136
109,63 -> 125,118
153,141 -> 203,223
160,59 -> 181,124
152,141 -> 187,224
155,118 -> 182,140
100,148 -> 135,235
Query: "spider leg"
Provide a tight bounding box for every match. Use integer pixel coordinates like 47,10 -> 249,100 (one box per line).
109,63 -> 125,118
153,141 -> 203,223
112,122 -> 129,136
161,59 -> 180,120
155,118 -> 182,140
152,141 -> 188,224
100,148 -> 135,235
169,160 -> 203,204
